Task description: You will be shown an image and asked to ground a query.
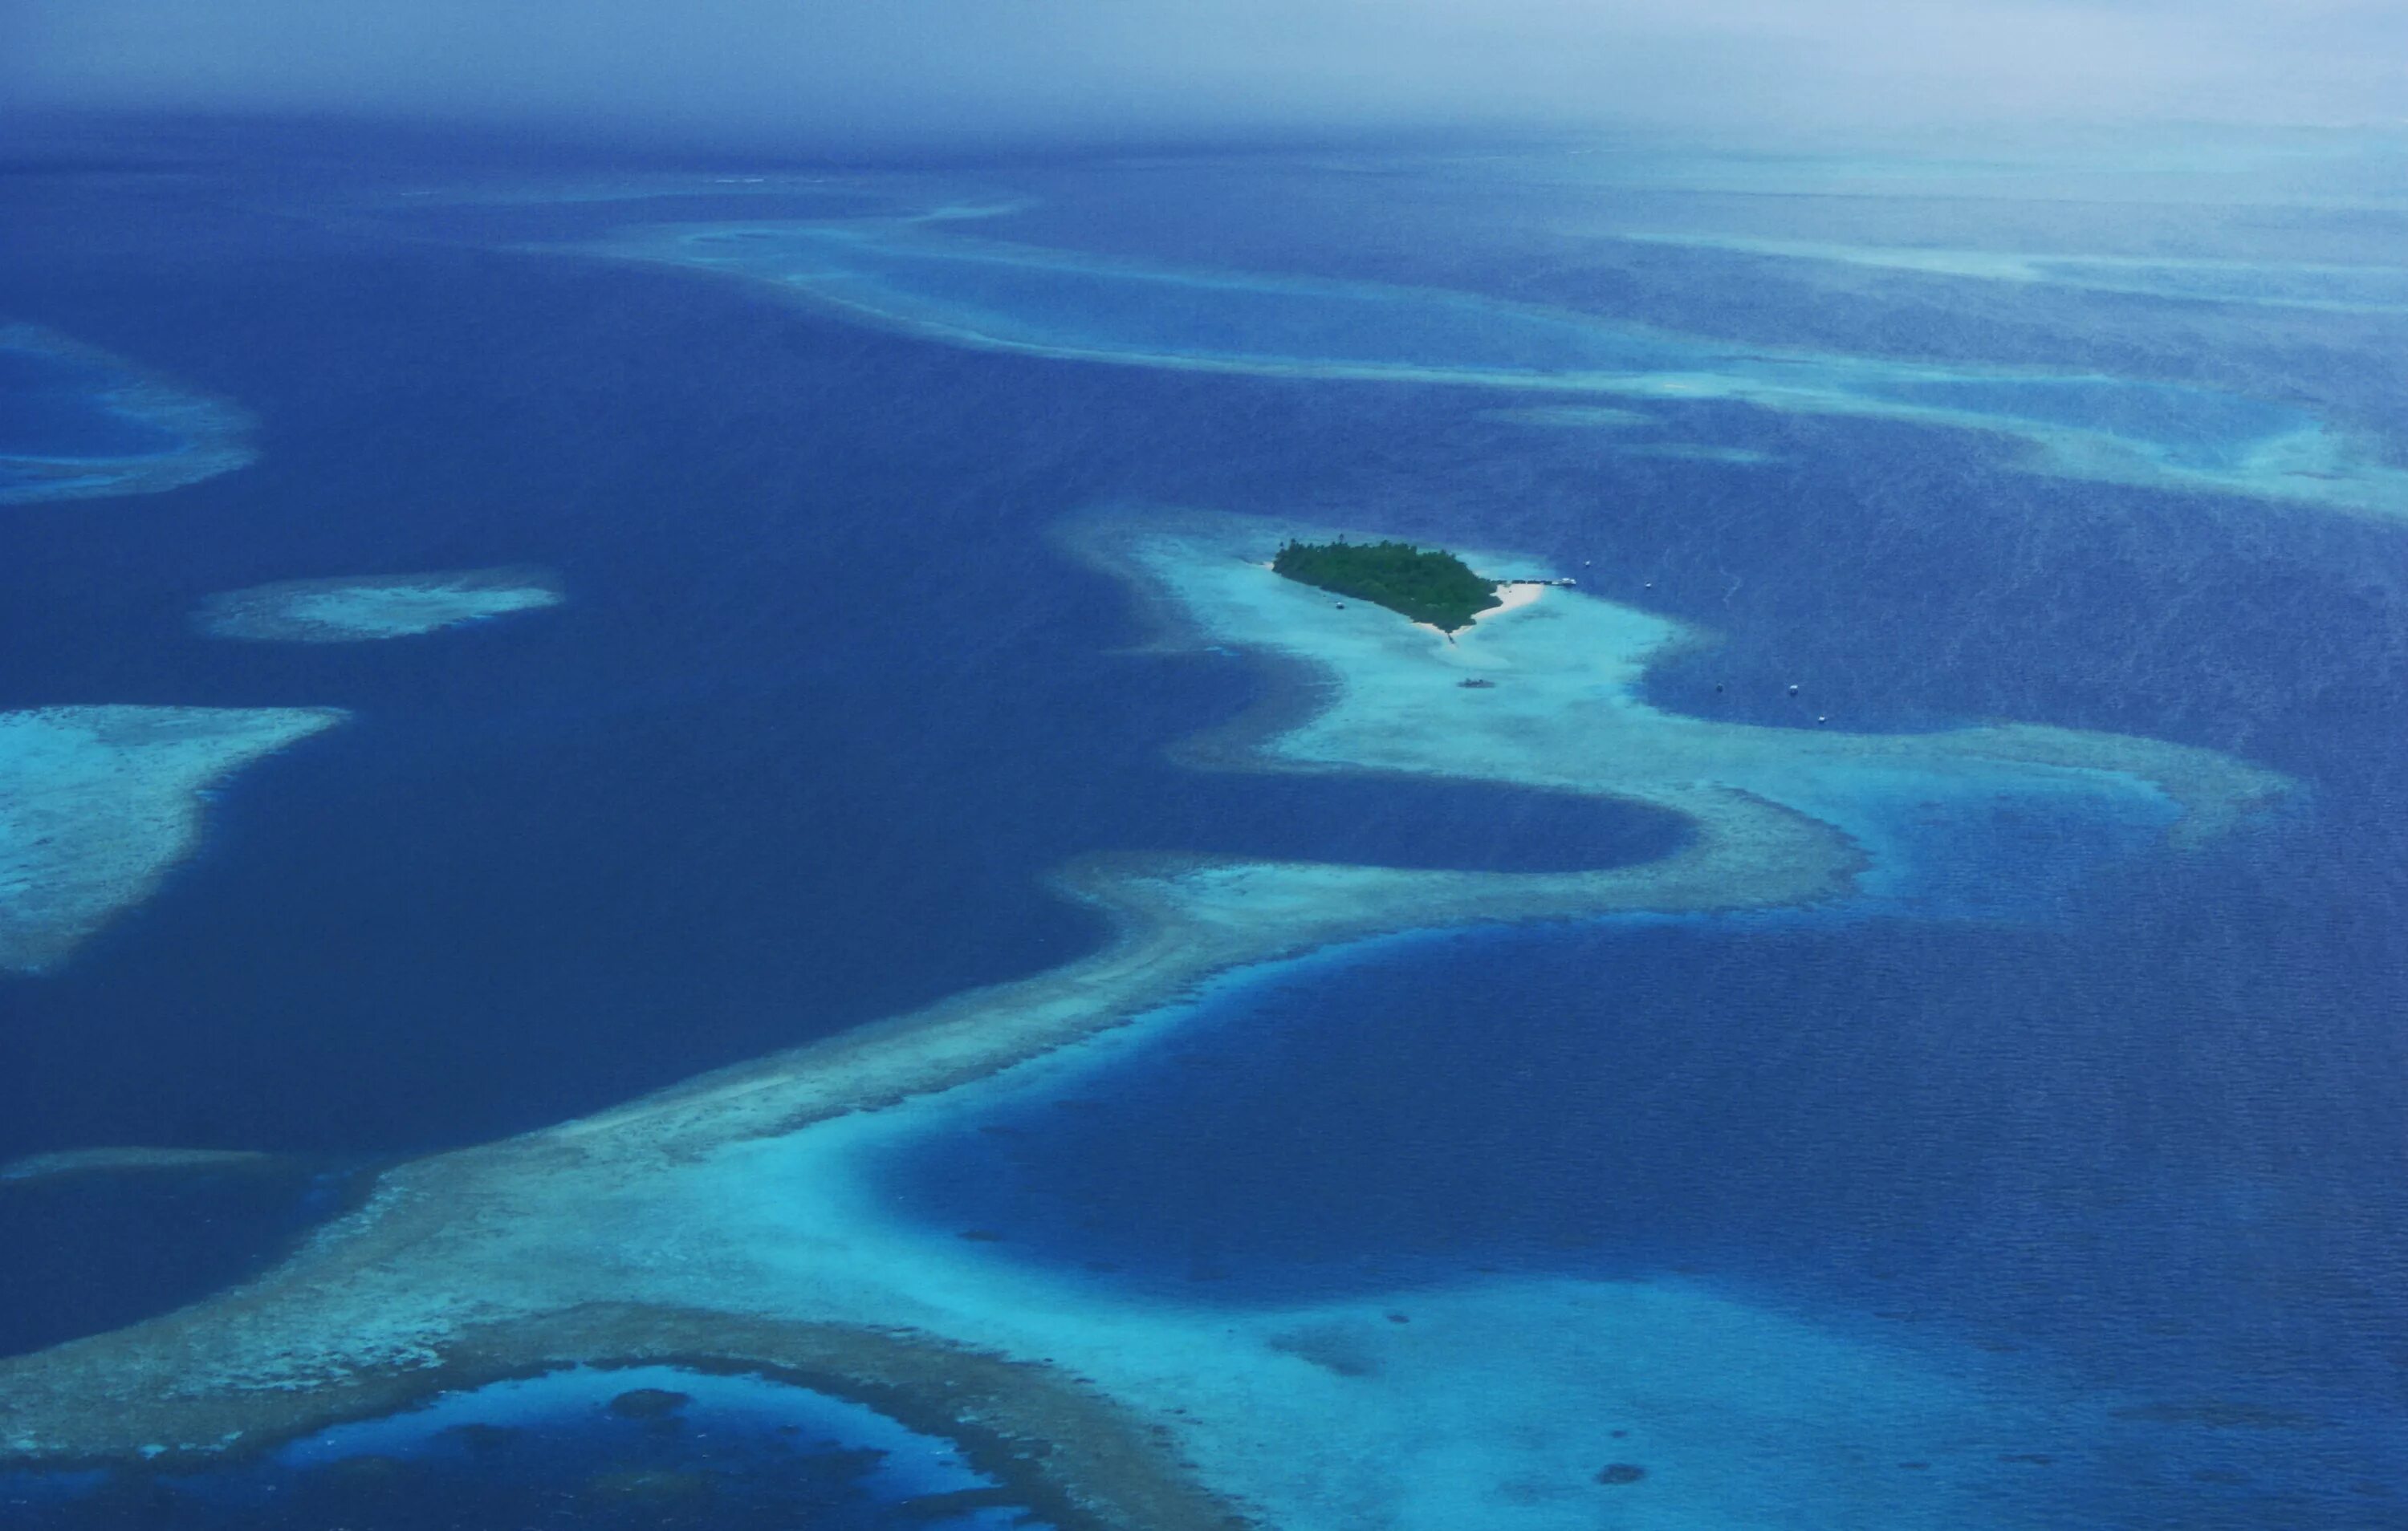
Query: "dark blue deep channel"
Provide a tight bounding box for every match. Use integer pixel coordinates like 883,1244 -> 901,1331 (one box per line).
2,132 -> 2406,1529
0,147 -> 1698,1354
0,1365 -> 1051,1531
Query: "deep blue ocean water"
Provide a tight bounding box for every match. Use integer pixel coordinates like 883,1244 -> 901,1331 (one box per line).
3,126 -> 2406,1525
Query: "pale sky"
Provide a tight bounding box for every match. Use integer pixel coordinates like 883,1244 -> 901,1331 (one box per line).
6,0 -> 2406,148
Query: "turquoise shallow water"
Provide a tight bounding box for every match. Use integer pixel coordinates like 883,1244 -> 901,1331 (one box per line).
2,125 -> 2405,1527
0,341 -> 188,507
0,327 -> 247,504
603,215 -> 2386,505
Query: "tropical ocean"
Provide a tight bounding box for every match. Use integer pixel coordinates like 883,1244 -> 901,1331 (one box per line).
2,123 -> 2405,1528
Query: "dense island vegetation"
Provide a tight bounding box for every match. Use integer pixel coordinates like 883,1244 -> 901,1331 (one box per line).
1271,538 -> 1502,631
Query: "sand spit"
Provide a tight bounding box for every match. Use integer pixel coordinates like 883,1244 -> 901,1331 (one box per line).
0,325 -> 256,507
1470,579 -> 1548,624
0,705 -> 346,974
0,514 -> 2289,1530
197,567 -> 563,643
1408,579 -> 1546,642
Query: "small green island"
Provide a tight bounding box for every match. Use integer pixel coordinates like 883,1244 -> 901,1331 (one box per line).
1272,538 -> 1502,631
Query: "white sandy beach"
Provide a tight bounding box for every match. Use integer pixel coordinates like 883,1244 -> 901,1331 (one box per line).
1410,578 -> 1545,640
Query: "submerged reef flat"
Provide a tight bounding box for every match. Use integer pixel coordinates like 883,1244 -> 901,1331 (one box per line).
0,325 -> 254,506
1112,513 -> 2284,882
576,219 -> 2408,519
0,1147 -> 280,1185
197,567 -> 563,643
1614,442 -> 1781,465
1613,231 -> 2408,314
0,514 -> 2285,1530
0,706 -> 345,974
1479,404 -> 1656,429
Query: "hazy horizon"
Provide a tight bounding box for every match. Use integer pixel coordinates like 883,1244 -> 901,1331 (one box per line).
8,0 -> 2407,156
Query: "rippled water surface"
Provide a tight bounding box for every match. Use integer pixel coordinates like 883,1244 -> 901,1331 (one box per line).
3,124 -> 2404,1527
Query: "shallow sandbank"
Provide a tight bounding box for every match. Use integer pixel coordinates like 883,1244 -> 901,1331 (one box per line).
0,326 -> 255,506
0,705 -> 346,973
571,218 -> 2408,520
197,567 -> 562,643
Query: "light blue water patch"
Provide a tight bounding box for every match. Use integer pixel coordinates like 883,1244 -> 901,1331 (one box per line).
1615,442 -> 1781,465
1809,763 -> 2182,919
0,327 -> 253,506
686,224 -> 1698,373
588,221 -> 2408,517
1859,376 -> 2312,469
2032,257 -> 2408,311
0,350 -> 183,461
2131,260 -> 2341,307
1614,231 -> 2408,313
1482,403 -> 1658,428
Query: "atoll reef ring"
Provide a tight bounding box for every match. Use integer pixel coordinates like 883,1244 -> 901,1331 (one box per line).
0,506 -> 2296,1531
0,1363 -> 1058,1531
575,220 -> 2408,518
6,124 -> 2403,1531
0,327 -> 254,506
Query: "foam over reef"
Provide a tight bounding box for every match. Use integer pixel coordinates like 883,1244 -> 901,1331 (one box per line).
0,326 -> 255,506
574,219 -> 2408,520
0,514 -> 2286,1530
197,567 -> 563,643
0,706 -> 346,974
